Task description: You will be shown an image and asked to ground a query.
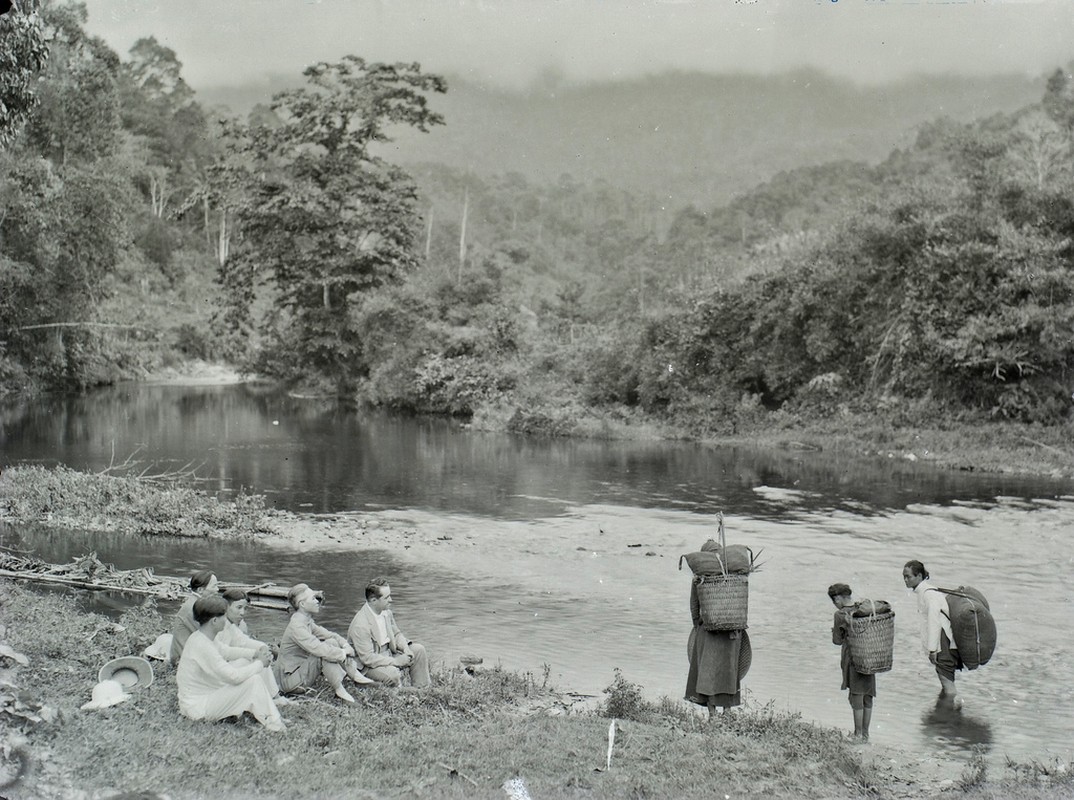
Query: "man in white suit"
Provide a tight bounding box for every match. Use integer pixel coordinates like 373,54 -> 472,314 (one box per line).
348,578 -> 431,688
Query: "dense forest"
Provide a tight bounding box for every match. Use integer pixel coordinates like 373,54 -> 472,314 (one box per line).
2,2 -> 1074,435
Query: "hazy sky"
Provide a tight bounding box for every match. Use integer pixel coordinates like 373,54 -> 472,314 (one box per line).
81,0 -> 1074,92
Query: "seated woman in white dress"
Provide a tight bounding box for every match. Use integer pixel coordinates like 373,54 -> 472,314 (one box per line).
176,595 -> 285,732
218,588 -> 288,706
169,570 -> 218,664
275,583 -> 372,704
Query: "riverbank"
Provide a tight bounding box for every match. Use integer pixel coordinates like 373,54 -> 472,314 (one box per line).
477,402 -> 1074,481
2,580 -> 1069,800
135,360 -> 1074,480
2,467 -> 1073,798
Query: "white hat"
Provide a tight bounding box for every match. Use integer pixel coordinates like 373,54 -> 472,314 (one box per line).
80,679 -> 131,711
143,633 -> 173,662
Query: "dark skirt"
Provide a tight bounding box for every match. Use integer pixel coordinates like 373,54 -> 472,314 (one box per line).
685,626 -> 751,709
841,643 -> 876,697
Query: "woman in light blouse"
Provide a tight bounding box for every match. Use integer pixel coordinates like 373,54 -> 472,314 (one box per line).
176,595 -> 285,732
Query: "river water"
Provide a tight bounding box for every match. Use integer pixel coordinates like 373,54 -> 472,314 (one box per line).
1,382 -> 1073,770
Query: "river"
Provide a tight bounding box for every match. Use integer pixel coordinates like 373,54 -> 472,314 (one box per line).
1,382 -> 1072,771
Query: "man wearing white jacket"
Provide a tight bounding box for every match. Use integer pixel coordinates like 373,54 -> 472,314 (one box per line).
348,578 -> 431,688
903,559 -> 963,708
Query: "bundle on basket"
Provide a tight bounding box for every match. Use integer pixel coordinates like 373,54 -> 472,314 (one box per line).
843,599 -> 895,675
678,514 -> 762,631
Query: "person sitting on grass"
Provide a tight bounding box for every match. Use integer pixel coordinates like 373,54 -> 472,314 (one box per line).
218,588 -> 288,707
348,577 -> 431,689
169,570 -> 218,664
828,583 -> 876,743
275,583 -> 373,704
176,595 -> 285,733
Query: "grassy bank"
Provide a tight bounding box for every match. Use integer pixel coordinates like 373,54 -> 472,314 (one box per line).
2,582 -> 1072,800
715,411 -> 1074,479
474,400 -> 1074,480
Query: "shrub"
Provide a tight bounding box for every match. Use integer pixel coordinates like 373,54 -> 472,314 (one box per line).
601,669 -> 652,722
174,323 -> 215,361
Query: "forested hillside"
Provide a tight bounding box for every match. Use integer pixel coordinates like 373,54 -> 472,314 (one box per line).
203,69 -> 1043,208
2,1 -> 1073,435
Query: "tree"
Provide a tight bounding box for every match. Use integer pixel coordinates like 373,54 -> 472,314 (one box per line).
25,2 -> 121,165
118,36 -> 210,223
223,56 -> 446,392
0,0 -> 49,147
1007,110 -> 1069,191
1042,64 -> 1074,135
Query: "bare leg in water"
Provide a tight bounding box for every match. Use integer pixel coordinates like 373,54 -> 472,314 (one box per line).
852,707 -> 872,742
938,675 -> 962,709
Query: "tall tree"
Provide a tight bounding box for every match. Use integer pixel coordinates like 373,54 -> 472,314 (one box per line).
119,36 -> 209,221
25,2 -> 121,165
223,56 -> 446,391
0,0 -> 49,147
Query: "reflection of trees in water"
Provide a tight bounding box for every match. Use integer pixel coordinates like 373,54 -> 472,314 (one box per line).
920,696 -> 994,756
2,383 -> 1071,517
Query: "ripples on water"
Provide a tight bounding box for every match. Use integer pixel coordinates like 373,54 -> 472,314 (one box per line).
2,384 -> 1074,771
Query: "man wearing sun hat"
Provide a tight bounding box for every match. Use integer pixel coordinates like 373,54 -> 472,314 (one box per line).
275,583 -> 373,704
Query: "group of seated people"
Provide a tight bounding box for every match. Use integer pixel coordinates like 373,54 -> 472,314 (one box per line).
169,571 -> 430,732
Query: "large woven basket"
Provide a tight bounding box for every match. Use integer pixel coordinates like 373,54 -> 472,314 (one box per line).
695,573 -> 749,631
846,610 -> 895,675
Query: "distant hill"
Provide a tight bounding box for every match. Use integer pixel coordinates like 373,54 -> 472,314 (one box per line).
198,68 -> 1044,209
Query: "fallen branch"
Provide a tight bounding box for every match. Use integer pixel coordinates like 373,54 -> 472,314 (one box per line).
438,762 -> 480,788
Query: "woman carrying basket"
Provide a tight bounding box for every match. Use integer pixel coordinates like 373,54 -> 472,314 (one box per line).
828,583 -> 877,742
685,539 -> 752,714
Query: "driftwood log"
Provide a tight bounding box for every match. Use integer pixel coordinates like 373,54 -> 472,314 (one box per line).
0,551 -> 304,612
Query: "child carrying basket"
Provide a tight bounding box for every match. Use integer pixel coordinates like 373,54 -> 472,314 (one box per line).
827,584 -> 894,742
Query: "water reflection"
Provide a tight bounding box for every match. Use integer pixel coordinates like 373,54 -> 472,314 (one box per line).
2,384 -> 1071,518
921,695 -> 994,756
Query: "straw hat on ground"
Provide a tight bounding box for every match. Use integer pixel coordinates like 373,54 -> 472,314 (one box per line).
98,656 -> 154,691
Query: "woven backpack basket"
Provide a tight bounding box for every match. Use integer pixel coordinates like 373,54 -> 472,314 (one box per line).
845,610 -> 895,675
695,573 -> 749,631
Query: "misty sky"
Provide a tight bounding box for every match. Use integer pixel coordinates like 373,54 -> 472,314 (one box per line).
80,0 -> 1074,93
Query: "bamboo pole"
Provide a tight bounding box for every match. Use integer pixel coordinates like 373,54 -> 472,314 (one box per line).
0,568 -> 172,596
0,568 -> 302,612
11,322 -> 156,333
